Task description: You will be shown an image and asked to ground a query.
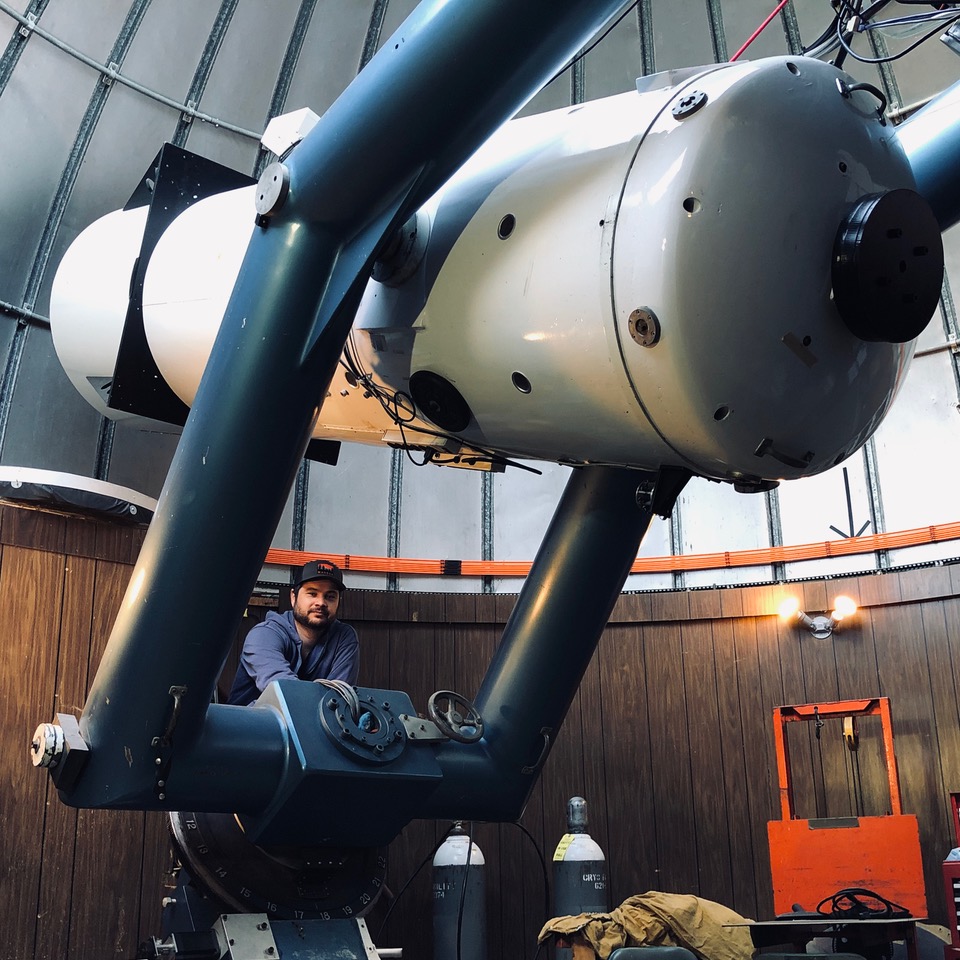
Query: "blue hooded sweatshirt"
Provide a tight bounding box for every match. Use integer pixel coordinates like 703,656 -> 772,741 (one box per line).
227,610 -> 359,706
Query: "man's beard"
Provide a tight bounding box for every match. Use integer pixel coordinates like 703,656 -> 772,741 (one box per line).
293,608 -> 330,632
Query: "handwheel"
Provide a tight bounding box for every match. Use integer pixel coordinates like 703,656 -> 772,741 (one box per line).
427,690 -> 484,743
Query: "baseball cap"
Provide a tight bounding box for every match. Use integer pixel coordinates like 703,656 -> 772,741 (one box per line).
294,559 -> 345,592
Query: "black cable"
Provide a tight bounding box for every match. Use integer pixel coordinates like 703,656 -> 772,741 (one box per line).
862,9 -> 960,28
832,0 -> 865,68
834,3 -> 959,63
374,822 -> 458,941
341,333 -> 543,475
816,887 -> 910,919
508,819 -> 552,958
803,11 -> 844,54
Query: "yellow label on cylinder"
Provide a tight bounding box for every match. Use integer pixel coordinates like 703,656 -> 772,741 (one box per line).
553,833 -> 575,861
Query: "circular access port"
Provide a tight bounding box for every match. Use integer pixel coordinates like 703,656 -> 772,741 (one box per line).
683,197 -> 702,216
409,370 -> 473,432
786,61 -> 800,76
512,371 -> 532,394
713,405 -> 731,422
498,214 -> 516,240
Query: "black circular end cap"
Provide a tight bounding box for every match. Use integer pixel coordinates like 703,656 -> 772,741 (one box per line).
832,188 -> 943,343
409,370 -> 473,432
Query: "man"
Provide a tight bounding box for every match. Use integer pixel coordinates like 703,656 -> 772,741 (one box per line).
227,559 -> 359,705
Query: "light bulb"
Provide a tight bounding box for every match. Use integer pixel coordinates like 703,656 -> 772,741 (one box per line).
832,595 -> 857,621
778,597 -> 801,620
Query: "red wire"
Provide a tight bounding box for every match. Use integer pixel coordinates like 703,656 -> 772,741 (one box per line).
730,0 -> 792,61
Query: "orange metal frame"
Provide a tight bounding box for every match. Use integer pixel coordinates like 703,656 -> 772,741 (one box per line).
768,696 -> 927,918
264,519 -> 960,578
773,698 -> 903,821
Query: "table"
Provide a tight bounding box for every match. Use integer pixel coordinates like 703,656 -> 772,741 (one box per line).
729,917 -> 921,960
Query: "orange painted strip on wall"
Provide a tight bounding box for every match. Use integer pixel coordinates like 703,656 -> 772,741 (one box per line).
263,520 -> 960,578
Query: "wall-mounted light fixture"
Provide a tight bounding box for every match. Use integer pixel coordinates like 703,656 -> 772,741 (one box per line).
778,595 -> 858,640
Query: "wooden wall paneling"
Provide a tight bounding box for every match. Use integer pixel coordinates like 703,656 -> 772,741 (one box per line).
138,811 -> 172,944
444,592 -> 477,626
833,611 -> 900,821
66,559 -> 153,959
899,565 -> 953,604
741,584 -> 778,619
775,611 -> 807,706
389,622 -> 436,712
34,554 -> 96,960
677,618 -> 735,907
650,590 -> 690,623
872,602 -> 946,922
833,612 -> 882,701
933,598 -> 960,796
846,705 -> 896,819
407,591 -> 444,625
475,592 -> 498,623
69,808 -> 151,960
719,589 -> 744,619
725,617 -> 769,917
772,614 -> 821,823
856,570 -> 902,606
577,645 -> 611,879
0,504 -> 65,553
494,591 -> 518,623
599,624 -> 658,902
349,585 -> 368,619
711,617 -> 761,917
359,622 -> 391,690
733,617 -> 771,917
752,615 -> 787,919
216,606 -> 268,699
361,590 -> 403,623
641,620 -> 699,895
914,600 -> 957,862
797,630 -> 847,819
92,522 -> 144,565
63,515 -> 100,560
611,591 -> 653,623
689,588 -> 722,621
0,546 -> 67,960
801,580 -> 830,620
787,629 -> 836,820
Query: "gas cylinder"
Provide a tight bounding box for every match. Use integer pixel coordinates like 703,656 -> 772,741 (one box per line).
432,823 -> 487,960
553,797 -> 608,918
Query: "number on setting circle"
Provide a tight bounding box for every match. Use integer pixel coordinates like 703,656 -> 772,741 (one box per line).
427,690 -> 484,743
